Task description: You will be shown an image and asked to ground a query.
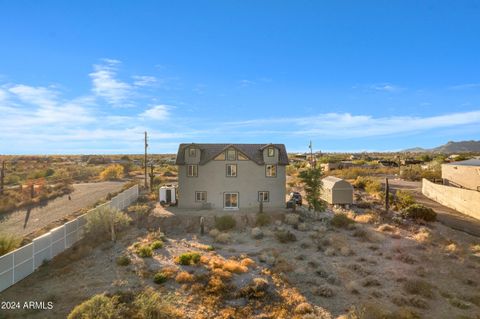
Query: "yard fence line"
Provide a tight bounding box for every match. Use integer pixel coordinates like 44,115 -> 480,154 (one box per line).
0,184 -> 139,293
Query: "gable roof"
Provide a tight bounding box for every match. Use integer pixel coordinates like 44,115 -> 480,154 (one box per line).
322,176 -> 353,189
175,143 -> 289,165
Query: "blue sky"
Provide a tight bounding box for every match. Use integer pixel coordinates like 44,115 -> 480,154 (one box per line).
0,1 -> 479,154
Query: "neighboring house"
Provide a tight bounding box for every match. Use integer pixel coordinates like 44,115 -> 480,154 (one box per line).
442,159 -> 480,191
175,143 -> 289,209
320,176 -> 354,205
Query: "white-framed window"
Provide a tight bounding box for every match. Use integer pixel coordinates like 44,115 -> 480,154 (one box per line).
195,191 -> 207,202
258,191 -> 269,202
224,192 -> 239,209
226,164 -> 237,177
226,149 -> 236,161
265,164 -> 277,177
267,147 -> 275,157
187,164 -> 198,177
189,148 -> 196,157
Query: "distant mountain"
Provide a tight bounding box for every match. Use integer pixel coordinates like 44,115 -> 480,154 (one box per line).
404,140 -> 480,153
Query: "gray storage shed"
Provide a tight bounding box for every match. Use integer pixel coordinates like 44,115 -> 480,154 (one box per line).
321,176 -> 353,204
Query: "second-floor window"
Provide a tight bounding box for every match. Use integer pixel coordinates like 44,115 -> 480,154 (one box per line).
265,164 -> 277,177
226,164 -> 237,177
189,148 -> 196,157
187,164 -> 198,177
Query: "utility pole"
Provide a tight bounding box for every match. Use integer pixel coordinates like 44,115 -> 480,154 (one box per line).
144,131 -> 148,189
0,161 -> 5,195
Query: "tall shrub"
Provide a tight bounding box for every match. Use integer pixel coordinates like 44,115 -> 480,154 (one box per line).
85,206 -> 131,241
99,164 -> 125,181
298,165 -> 325,212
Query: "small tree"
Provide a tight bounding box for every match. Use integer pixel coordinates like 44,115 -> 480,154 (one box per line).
298,165 -> 325,212
85,206 -> 131,241
99,164 -> 124,181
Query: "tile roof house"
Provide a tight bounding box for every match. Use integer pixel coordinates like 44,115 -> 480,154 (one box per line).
175,143 -> 289,209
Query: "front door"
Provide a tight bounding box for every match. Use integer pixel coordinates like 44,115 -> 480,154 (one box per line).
224,192 -> 239,209
166,189 -> 172,203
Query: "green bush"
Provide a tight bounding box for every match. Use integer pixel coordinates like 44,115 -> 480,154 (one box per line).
365,180 -> 382,195
401,204 -> 436,222
215,215 -> 236,231
353,176 -> 370,189
133,288 -> 181,318
85,206 -> 132,241
177,252 -> 201,265
68,294 -> 127,319
116,255 -> 131,266
0,234 -> 21,256
150,240 -> 163,250
127,204 -> 150,222
153,272 -> 168,284
395,190 -> 416,210
275,230 -> 297,243
137,245 -> 153,258
330,213 -> 355,228
256,213 -> 271,227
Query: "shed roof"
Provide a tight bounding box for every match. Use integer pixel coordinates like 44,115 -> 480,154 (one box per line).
322,176 -> 353,189
175,143 -> 289,165
444,159 -> 480,167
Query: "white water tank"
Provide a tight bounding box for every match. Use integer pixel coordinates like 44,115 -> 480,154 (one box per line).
159,186 -> 177,205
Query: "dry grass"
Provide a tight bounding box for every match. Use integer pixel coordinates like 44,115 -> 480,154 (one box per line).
175,271 -> 194,283
222,260 -> 248,273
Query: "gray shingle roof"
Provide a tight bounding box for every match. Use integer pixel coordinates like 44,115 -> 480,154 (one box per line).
175,143 -> 289,165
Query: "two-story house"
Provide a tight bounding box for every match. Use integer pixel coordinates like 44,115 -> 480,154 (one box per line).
175,143 -> 289,209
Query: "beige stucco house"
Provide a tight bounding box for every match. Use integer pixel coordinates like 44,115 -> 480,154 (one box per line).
442,159 -> 480,191
175,143 -> 289,209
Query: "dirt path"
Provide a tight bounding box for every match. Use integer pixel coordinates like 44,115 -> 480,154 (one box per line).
0,181 -> 125,237
386,178 -> 480,237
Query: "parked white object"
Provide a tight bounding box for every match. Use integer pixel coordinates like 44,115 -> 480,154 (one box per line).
321,176 -> 353,205
159,185 -> 177,205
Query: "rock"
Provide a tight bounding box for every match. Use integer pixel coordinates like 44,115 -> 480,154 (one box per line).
209,229 -> 220,238
298,222 -> 309,231
215,232 -> 231,244
284,213 -> 300,226
251,227 -> 264,239
259,252 -> 276,266
274,220 -> 282,227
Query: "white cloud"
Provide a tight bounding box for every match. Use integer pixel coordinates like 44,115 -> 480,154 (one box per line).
8,84 -> 58,108
449,83 -> 480,90
140,105 -> 170,120
133,75 -> 157,87
226,110 -> 480,139
369,83 -> 404,92
89,59 -> 133,106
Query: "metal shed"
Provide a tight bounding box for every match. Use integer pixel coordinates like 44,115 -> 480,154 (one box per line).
321,176 -> 353,205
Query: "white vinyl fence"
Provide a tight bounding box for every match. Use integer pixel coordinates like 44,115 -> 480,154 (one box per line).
0,184 -> 139,293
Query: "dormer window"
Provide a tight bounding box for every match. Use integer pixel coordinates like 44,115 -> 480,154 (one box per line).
226,149 -> 236,161
189,148 -> 197,157
267,147 -> 275,157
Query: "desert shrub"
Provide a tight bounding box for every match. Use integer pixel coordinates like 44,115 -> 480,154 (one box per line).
99,164 -> 124,181
330,213 -> 355,228
136,245 -> 153,258
175,271 -> 194,283
127,204 -> 150,224
85,206 -> 132,241
365,179 -> 382,195
215,215 -> 236,231
150,240 -> 163,250
222,260 -> 248,273
177,252 -> 201,265
68,294 -> 127,319
295,302 -> 313,314
134,288 -> 182,319
275,230 -> 297,243
153,272 -> 168,284
0,234 -> 21,256
355,201 -> 372,209
401,204 -> 436,222
239,277 -> 269,299
353,176 -> 370,189
255,212 -> 271,227
403,279 -> 434,298
395,190 -> 416,210
116,255 -> 131,266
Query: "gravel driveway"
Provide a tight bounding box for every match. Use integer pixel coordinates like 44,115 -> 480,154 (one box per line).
0,181 -> 125,237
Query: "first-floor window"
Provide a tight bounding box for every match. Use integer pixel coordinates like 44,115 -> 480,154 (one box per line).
187,165 -> 198,177
195,191 -> 207,202
258,191 -> 269,202
265,164 -> 277,177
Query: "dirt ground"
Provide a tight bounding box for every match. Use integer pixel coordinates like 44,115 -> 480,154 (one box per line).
1,203 -> 479,319
0,181 -> 125,237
